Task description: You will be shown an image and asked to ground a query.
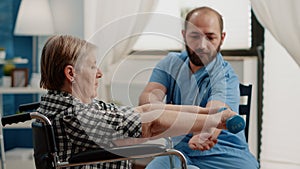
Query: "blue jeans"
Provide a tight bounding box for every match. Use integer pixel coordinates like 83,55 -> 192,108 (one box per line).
145,149 -> 259,169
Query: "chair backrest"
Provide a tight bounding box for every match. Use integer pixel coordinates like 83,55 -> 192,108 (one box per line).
18,103 -> 58,169
32,121 -> 57,169
239,83 -> 252,142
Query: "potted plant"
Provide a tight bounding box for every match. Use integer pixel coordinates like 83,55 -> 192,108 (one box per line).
2,61 -> 15,87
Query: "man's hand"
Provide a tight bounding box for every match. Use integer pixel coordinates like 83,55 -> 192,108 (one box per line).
188,129 -> 221,151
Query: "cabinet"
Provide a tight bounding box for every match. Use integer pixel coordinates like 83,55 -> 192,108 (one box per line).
0,87 -> 46,169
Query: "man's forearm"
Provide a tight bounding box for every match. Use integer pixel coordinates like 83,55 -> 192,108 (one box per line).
138,92 -> 164,105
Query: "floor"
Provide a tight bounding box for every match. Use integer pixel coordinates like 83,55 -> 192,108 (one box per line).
2,148 -> 35,169
2,148 -> 152,169
133,158 -> 153,169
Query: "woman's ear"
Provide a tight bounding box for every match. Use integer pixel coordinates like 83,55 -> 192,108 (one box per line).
181,30 -> 186,39
64,65 -> 75,83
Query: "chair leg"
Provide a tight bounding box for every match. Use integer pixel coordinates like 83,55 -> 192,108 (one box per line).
132,150 -> 187,169
169,155 -> 174,169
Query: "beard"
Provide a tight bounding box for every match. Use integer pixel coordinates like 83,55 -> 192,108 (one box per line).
186,42 -> 221,66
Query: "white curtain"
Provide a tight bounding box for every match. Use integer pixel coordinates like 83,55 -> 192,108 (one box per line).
83,0 -> 158,101
250,1 -> 300,168
84,0 -> 158,65
250,0 -> 300,67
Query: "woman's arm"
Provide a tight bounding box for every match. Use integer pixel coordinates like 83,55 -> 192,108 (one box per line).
136,103 -> 219,115
138,107 -> 236,139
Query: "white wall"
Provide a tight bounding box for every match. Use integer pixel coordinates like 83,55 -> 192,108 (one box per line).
260,31 -> 300,169
106,55 -> 164,106
49,0 -> 84,38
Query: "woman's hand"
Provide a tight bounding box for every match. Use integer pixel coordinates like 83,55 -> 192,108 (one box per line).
188,131 -> 219,151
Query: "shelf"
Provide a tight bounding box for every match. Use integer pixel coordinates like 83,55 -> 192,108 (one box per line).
0,87 -> 46,94
0,58 -> 29,65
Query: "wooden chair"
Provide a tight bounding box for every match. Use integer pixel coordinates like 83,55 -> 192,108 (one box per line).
239,83 -> 253,142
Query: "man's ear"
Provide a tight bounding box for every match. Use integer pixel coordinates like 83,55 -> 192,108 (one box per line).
181,30 -> 187,43
64,65 -> 75,82
220,32 -> 226,45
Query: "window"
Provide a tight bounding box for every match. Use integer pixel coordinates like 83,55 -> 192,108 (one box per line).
133,0 -> 252,51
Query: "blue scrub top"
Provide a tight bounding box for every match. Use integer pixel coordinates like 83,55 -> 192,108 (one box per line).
149,51 -> 248,157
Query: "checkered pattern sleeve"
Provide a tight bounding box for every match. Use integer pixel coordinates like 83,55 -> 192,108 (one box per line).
62,102 -> 142,149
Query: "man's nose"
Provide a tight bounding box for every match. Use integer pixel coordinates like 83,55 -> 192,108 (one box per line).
196,37 -> 207,50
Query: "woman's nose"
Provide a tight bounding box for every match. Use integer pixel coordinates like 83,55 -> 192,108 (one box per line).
96,68 -> 103,78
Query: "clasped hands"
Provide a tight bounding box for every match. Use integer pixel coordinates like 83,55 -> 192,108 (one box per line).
188,107 -> 235,151
188,129 -> 221,151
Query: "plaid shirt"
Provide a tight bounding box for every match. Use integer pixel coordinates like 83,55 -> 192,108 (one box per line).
37,90 -> 142,169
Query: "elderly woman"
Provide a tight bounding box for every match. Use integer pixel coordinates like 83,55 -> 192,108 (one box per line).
38,35 -> 237,169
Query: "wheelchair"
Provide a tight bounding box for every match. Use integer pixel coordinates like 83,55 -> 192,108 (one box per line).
2,102 -> 187,169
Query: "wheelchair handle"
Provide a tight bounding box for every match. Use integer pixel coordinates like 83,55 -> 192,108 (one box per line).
1,113 -> 31,126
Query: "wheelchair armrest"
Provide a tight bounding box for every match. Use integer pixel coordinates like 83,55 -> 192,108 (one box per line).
69,144 -> 166,163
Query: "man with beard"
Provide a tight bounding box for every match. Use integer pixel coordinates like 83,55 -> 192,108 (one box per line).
139,7 -> 259,169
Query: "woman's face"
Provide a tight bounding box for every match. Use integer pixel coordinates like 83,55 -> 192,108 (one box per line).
73,51 -> 102,103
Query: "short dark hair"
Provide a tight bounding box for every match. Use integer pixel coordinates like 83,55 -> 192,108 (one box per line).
184,6 -> 224,34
